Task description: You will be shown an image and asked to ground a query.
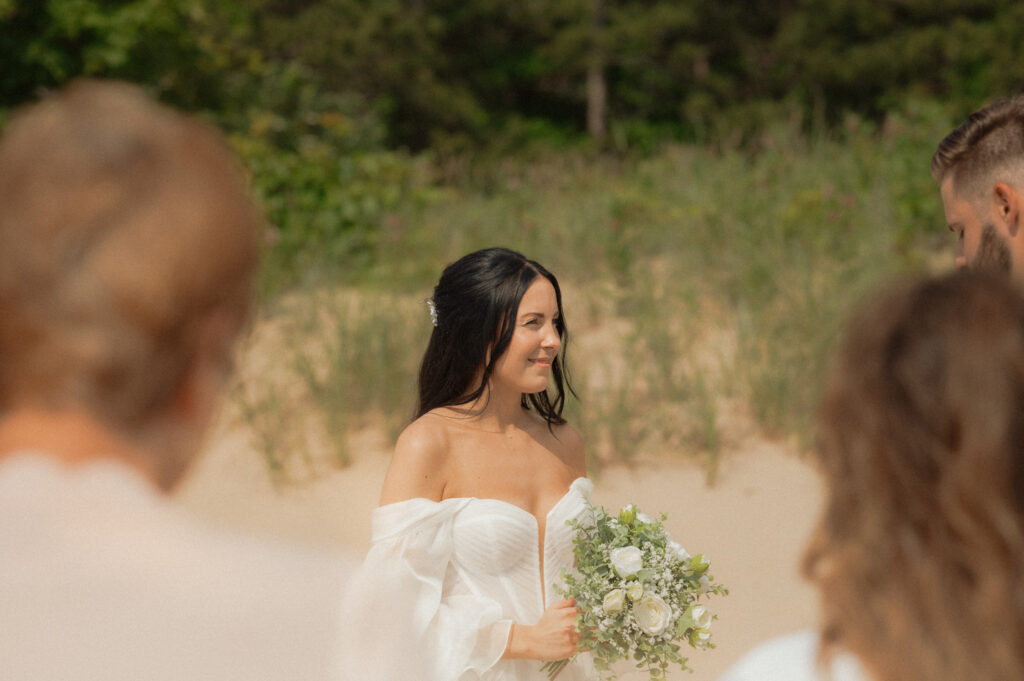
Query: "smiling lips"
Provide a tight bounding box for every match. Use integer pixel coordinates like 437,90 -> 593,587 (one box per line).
529,357 -> 554,368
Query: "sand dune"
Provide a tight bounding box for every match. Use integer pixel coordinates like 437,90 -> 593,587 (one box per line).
178,427 -> 822,680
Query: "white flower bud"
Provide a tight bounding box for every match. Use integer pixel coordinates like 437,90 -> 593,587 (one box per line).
687,604 -> 712,629
667,540 -> 690,561
626,582 -> 644,601
602,588 -> 626,613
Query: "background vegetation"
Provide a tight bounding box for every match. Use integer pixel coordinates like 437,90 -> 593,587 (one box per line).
1,0 -> 1014,475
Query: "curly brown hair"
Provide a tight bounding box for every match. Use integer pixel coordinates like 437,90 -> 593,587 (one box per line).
805,271 -> 1024,681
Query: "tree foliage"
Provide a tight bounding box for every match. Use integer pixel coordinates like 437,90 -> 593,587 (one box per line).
231,0 -> 1024,148
1,0 -> 216,107
1,0 -> 1021,286
3,0 -> 1022,147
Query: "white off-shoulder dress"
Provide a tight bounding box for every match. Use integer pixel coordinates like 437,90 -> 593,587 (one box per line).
343,477 -> 595,681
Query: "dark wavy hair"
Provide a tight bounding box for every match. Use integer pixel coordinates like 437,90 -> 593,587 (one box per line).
806,270 -> 1024,681
417,247 -> 573,426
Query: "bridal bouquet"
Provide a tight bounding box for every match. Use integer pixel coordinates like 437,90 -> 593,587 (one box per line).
542,502 -> 727,680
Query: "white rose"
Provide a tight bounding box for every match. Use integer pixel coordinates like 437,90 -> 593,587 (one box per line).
636,511 -> 654,525
602,588 -> 626,613
626,581 -> 644,601
667,540 -> 690,561
609,546 -> 644,578
698,575 -> 711,594
633,592 -> 672,636
687,604 -> 712,629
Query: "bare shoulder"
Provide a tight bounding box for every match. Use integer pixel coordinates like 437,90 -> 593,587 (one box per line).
550,421 -> 587,478
378,413 -> 451,505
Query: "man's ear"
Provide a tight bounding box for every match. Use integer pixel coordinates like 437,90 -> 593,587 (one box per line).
993,182 -> 1022,236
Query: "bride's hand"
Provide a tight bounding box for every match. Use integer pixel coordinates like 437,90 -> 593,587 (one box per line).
504,598 -> 581,661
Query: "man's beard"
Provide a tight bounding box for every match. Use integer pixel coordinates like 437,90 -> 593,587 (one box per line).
975,223 -> 1013,276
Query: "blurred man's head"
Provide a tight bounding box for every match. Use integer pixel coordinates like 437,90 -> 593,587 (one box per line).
932,96 -> 1024,282
0,80 -> 260,488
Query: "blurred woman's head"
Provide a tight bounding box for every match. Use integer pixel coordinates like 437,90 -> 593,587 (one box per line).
806,270 -> 1024,681
0,79 -> 260,486
417,247 -> 572,425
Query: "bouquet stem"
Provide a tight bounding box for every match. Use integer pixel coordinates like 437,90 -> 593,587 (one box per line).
540,658 -> 571,679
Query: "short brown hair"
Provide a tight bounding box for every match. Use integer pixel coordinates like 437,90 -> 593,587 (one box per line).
931,95 -> 1024,200
0,80 -> 260,431
806,271 -> 1024,681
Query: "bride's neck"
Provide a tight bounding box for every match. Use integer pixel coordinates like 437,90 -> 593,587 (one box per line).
458,383 -> 530,434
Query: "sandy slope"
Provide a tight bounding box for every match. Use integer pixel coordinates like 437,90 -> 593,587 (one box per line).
178,428 -> 822,681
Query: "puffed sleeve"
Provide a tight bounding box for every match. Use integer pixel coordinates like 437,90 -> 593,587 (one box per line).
340,498 -> 514,681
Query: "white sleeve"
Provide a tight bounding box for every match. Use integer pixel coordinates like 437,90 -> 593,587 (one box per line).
340,498 -> 514,681
716,630 -> 868,681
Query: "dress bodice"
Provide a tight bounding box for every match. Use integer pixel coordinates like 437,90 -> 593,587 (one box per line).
353,477 -> 595,680
446,477 -> 593,625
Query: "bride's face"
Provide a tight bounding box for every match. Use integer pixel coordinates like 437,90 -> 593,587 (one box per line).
489,277 -> 561,396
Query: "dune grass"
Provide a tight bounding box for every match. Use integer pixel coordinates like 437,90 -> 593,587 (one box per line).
233,103 -> 953,478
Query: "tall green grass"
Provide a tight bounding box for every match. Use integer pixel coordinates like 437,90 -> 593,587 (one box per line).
231,290 -> 426,477
233,102 -> 954,477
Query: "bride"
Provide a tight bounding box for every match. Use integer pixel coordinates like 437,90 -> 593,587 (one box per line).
349,247 -> 593,680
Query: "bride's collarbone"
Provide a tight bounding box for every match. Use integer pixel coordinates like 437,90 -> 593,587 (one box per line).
443,462 -> 577,513
448,443 -> 574,484
444,421 -> 568,458
439,423 -> 579,503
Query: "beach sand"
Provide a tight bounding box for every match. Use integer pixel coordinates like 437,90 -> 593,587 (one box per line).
178,427 -> 823,681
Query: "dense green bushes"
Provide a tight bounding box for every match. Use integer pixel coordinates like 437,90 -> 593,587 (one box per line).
217,61 -> 422,291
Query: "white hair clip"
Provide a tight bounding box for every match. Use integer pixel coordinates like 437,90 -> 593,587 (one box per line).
425,298 -> 439,327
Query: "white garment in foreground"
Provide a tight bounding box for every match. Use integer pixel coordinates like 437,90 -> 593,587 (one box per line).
0,452 -> 353,681
717,629 -> 870,681
347,476 -> 596,681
